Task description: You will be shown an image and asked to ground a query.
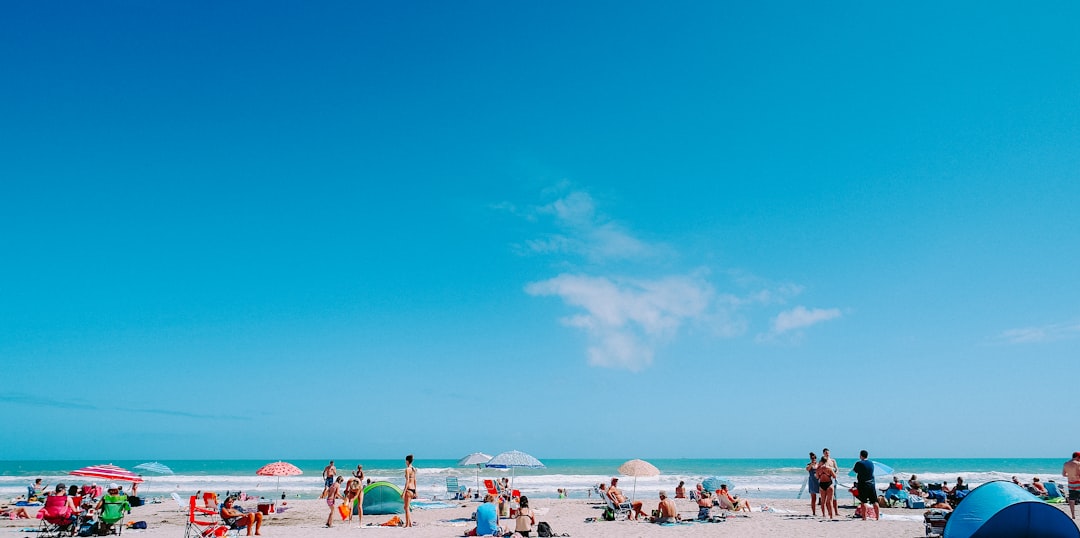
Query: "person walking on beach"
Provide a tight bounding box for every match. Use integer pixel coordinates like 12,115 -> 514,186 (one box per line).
324,476 -> 343,528
1063,451 -> 1080,519
806,452 -> 820,516
815,455 -> 837,519
852,450 -> 878,519
403,454 -> 417,528
320,460 -> 336,499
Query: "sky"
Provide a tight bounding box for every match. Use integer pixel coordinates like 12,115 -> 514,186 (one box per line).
2,1 -> 1078,461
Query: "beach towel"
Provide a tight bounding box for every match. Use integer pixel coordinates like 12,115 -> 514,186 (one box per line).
380,515 -> 402,527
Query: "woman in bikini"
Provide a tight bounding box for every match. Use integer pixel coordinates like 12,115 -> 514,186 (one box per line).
815,455 -> 837,519
402,454 -> 416,528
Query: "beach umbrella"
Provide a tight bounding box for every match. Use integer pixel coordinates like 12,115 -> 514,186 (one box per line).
256,461 -> 303,490
457,452 -> 493,497
134,462 -> 173,475
847,460 -> 894,479
617,459 -> 659,502
702,476 -> 735,492
70,464 -> 144,483
485,450 -> 544,491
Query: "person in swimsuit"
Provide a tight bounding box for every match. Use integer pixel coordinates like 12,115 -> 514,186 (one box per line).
324,476 -> 343,528
815,455 -> 837,519
320,460 -> 336,499
652,491 -> 679,524
221,496 -> 263,536
403,454 -> 416,528
821,448 -> 838,515
806,452 -> 820,516
351,467 -> 365,527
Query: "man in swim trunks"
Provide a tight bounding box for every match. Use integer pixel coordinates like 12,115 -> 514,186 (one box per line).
652,491 -> 678,524
320,460 -> 336,499
1063,451 -> 1080,519
607,478 -> 646,520
403,454 -> 416,528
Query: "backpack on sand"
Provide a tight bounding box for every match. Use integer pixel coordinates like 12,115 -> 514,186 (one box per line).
537,521 -> 553,537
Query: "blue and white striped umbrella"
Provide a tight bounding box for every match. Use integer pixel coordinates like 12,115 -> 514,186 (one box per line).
134,462 -> 174,475
485,450 -> 544,491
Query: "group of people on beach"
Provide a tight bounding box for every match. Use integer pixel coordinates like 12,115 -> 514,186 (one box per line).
318,455 -> 418,529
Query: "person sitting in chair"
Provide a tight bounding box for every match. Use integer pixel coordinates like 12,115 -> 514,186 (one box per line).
716,484 -> 751,513
94,484 -> 130,535
607,478 -> 647,520
220,496 -> 262,536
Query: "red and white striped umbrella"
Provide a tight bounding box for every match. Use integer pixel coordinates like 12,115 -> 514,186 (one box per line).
70,464 -> 144,483
256,461 -> 303,477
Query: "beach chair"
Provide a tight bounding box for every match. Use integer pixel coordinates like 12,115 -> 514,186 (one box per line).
1045,481 -> 1065,502
37,495 -> 76,538
176,494 -> 227,538
882,482 -> 909,507
599,488 -> 633,521
923,508 -> 949,536
445,477 -> 463,500
97,494 -> 131,535
483,479 -> 499,497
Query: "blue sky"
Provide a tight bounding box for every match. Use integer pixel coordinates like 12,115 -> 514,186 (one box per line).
2,1 -> 1078,460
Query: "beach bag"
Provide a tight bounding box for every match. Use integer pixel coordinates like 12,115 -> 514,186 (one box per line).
338,502 -> 351,520
77,522 -> 96,537
127,521 -> 147,529
537,521 -> 553,537
602,506 -> 615,521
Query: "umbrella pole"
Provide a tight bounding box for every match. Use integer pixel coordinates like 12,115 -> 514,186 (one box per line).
632,476 -> 637,502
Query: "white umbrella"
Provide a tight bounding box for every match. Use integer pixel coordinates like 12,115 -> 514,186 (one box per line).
485,450 -> 544,491
457,452 -> 493,498
617,459 -> 660,502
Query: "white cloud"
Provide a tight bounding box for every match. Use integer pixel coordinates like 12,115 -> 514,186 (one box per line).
517,189 -> 655,262
768,306 -> 842,336
525,273 -> 712,370
511,186 -> 843,369
996,321 -> 1080,344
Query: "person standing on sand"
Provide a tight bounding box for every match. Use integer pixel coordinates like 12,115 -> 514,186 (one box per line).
821,448 -> 838,515
806,452 -> 820,516
403,454 -> 417,528
852,450 -> 878,519
324,475 -> 343,528
320,460 -> 336,499
1063,451 -> 1080,519
815,455 -> 837,519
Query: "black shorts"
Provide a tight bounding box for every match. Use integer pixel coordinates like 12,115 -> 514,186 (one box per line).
1070,489 -> 1080,502
856,482 -> 878,504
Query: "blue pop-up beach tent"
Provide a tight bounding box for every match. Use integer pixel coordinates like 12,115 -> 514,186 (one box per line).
362,481 -> 405,515
944,480 -> 1079,538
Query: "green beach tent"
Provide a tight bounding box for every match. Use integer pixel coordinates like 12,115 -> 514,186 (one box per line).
362,481 -> 405,515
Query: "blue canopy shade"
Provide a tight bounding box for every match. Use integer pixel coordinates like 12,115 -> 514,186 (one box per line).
702,477 -> 735,492
847,460 -> 894,478
944,481 -> 1079,538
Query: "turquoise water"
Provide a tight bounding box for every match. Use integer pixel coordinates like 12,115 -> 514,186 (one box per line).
1,458 -> 1067,500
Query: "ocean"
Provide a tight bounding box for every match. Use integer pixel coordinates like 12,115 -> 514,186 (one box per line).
1,458 -> 1067,501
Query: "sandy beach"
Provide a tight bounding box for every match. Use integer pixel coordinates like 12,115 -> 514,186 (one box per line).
8,493 -> 1048,538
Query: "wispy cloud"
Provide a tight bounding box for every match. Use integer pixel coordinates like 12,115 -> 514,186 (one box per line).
525,273 -> 712,370
995,321 -> 1080,344
0,394 -> 251,421
512,185 -> 843,369
514,189 -> 657,263
758,306 -> 842,341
